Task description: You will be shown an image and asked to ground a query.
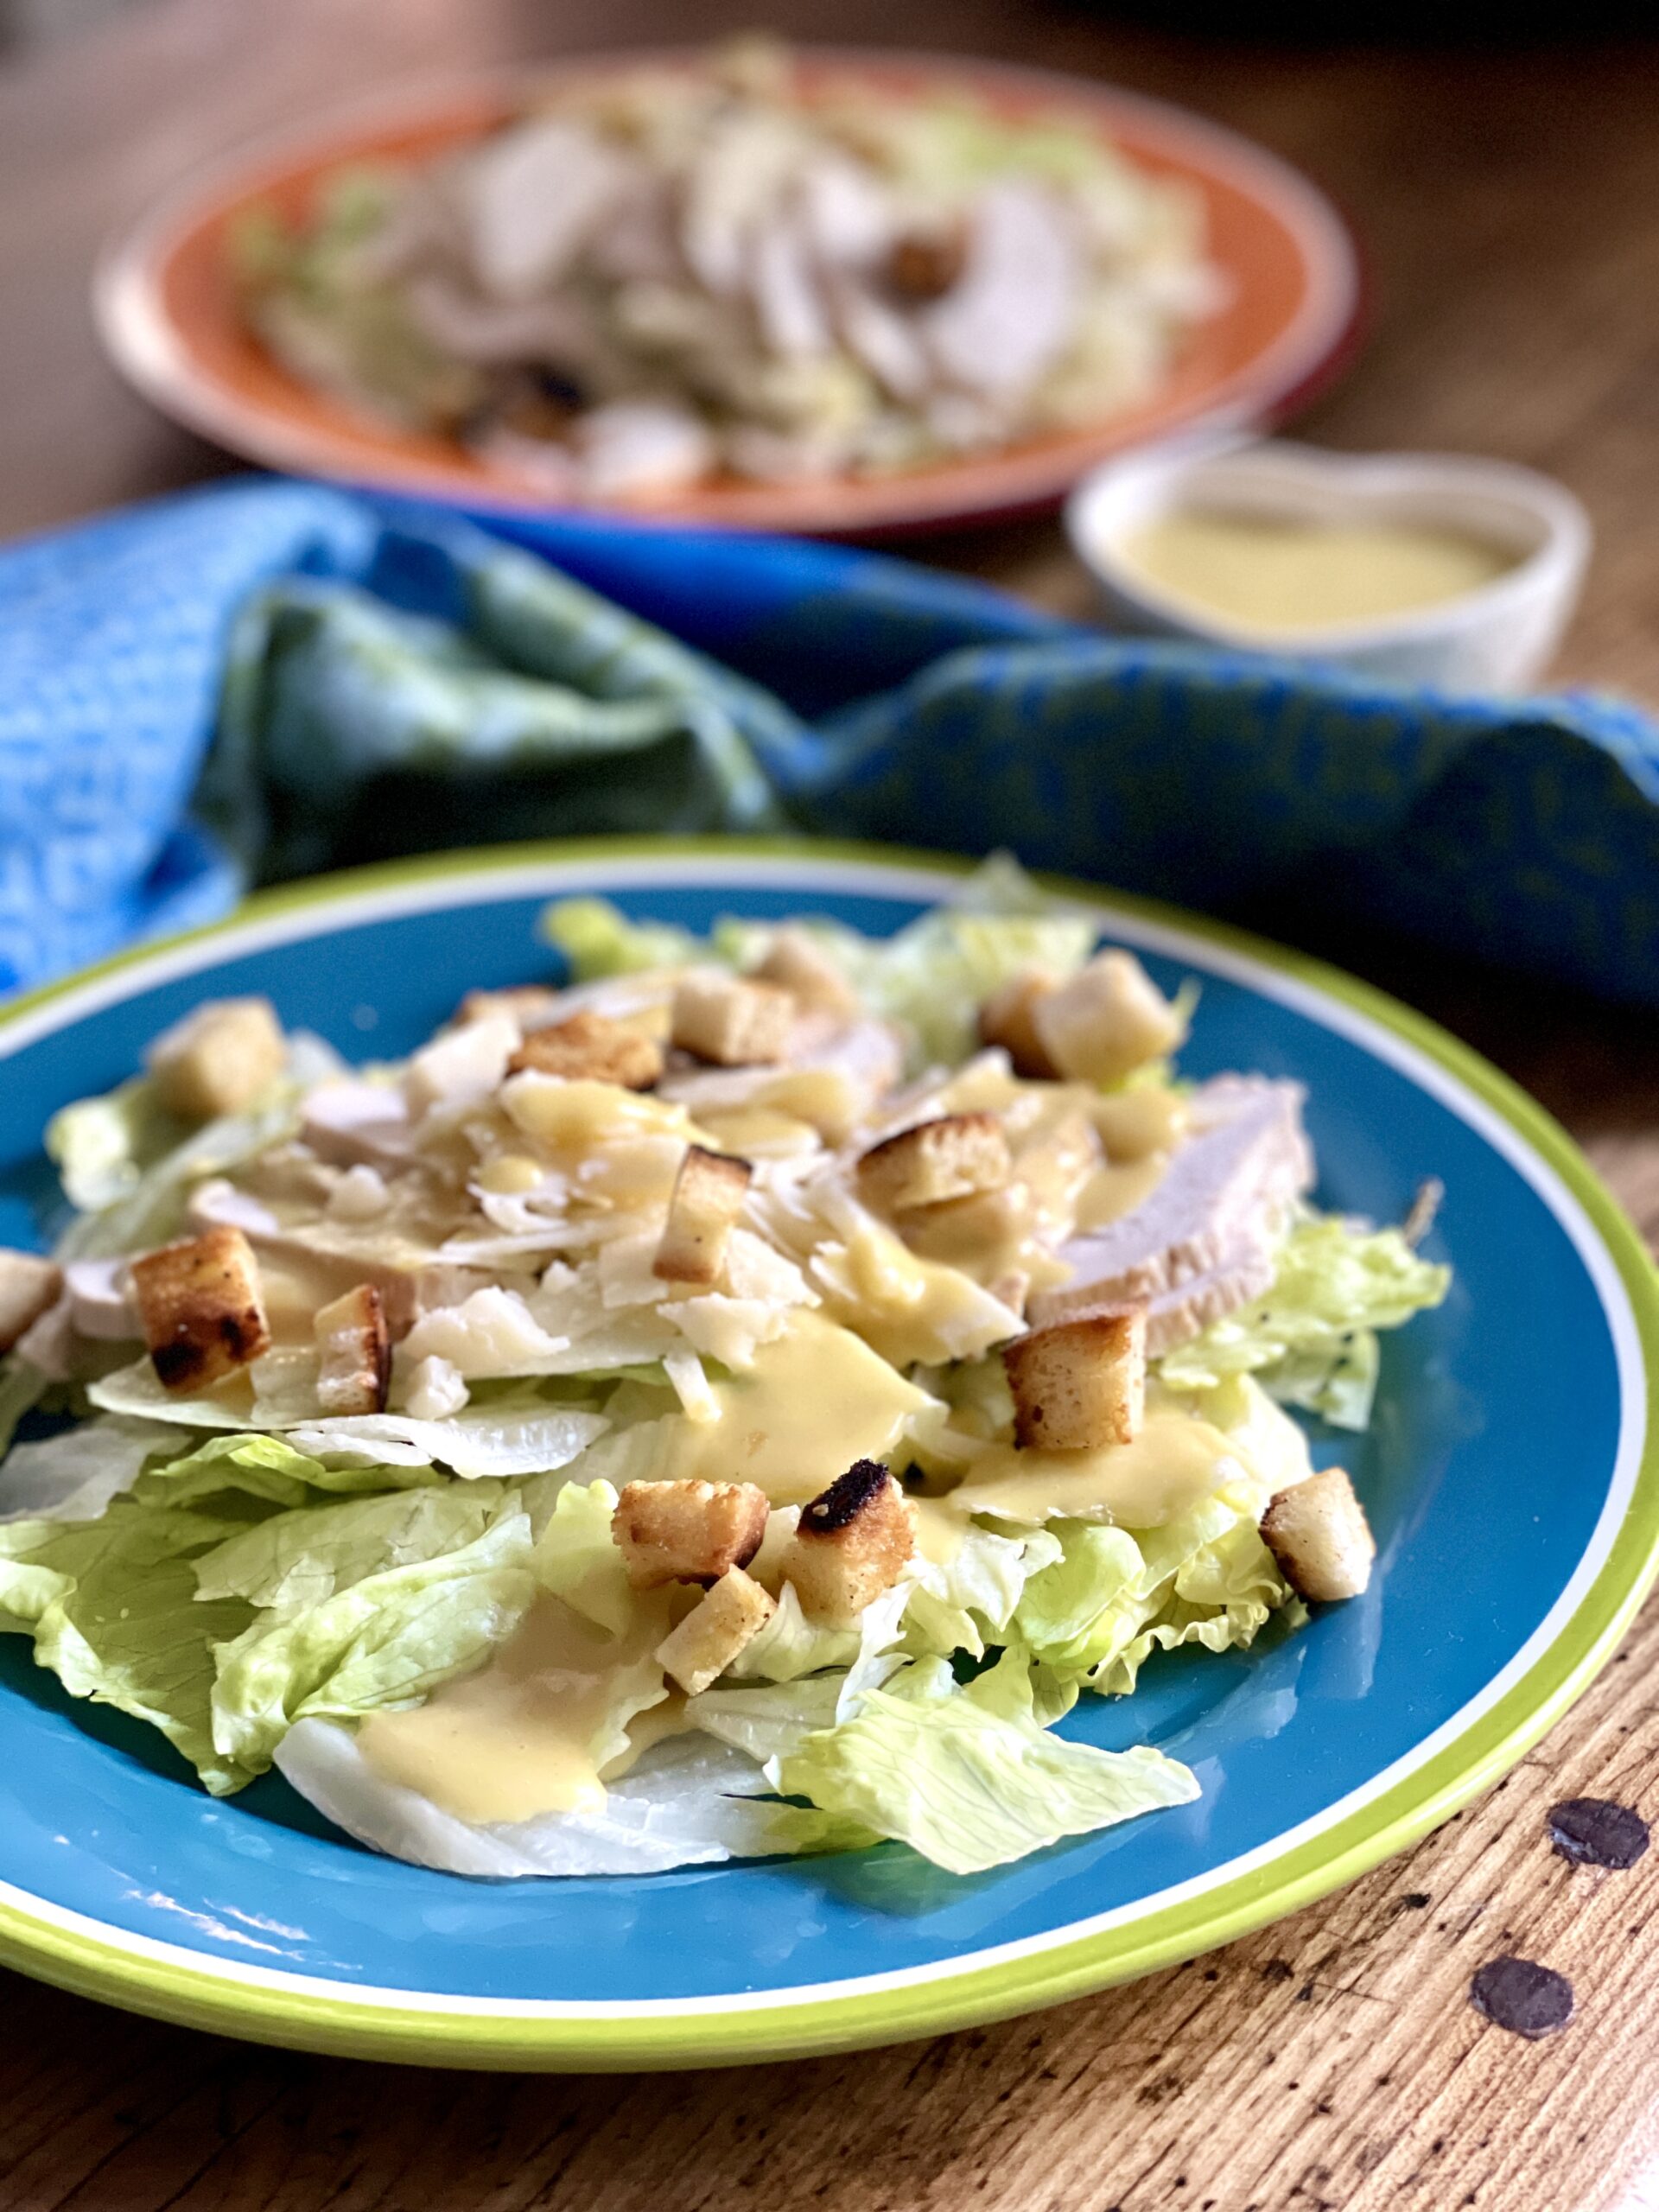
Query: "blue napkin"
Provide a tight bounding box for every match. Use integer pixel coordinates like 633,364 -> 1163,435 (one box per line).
4,476 -> 1659,1004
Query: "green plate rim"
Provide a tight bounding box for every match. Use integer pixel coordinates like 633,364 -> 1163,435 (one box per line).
0,833 -> 1652,2071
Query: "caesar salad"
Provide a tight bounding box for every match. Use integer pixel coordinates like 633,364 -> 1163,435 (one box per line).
0,868 -> 1446,1878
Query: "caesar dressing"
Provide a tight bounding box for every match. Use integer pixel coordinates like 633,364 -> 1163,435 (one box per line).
809,1216 -> 1014,1366
909,1493 -> 967,1565
357,1592 -> 672,1825
694,1104 -> 822,1158
503,1075 -> 692,1153
1074,1153 -> 1168,1230
1121,508 -> 1516,637
663,1308 -> 939,1503
944,1408 -> 1249,1529
1090,1086 -> 1186,1161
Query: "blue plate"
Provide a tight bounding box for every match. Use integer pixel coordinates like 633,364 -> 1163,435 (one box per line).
0,841 -> 1652,2069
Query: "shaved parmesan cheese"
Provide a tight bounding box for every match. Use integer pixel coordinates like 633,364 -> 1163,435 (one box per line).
402,1288 -> 570,1378
287,1404 -> 608,1480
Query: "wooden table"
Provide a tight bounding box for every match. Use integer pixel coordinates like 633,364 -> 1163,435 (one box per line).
4,5 -> 1659,2207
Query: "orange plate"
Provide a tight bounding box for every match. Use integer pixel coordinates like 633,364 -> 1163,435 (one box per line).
95,52 -> 1363,538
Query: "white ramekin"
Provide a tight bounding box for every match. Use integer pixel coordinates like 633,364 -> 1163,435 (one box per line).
1065,438 -> 1592,690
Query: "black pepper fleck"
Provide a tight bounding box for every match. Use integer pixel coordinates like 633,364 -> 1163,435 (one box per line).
1262,1958 -> 1294,1982
1469,1955 -> 1574,2039
1548,1796 -> 1649,1871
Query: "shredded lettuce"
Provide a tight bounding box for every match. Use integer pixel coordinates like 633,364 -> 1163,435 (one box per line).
1013,1491 -> 1296,1696
531,1478 -> 634,1634
0,1500 -> 256,1792
1160,1216 -> 1451,1431
84,1361 -> 610,1478
133,1432 -> 439,1510
193,1484 -> 514,1611
209,1503 -> 537,1776
904,1521 -> 1063,1661
770,1649 -> 1198,1875
727,1575 -> 911,1685
541,897 -> 701,978
0,1415 -> 196,1524
273,1719 -> 867,1878
46,1077 -> 188,1215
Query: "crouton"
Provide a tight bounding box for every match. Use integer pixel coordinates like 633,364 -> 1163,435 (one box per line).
1261,1467 -> 1375,1602
508,1007 -> 663,1090
654,1567 -> 777,1695
145,996 -> 285,1122
1032,950 -> 1186,1088
454,984 -> 563,1029
977,970 -> 1060,1080
779,1459 -> 916,1625
857,1113 -> 1012,1214
671,971 -> 794,1066
653,1145 -> 753,1286
130,1225 -> 270,1392
613,1478 -> 771,1589
314,1282 -> 391,1416
0,1250 -> 62,1353
748,928 -> 857,1015
1002,1310 -> 1146,1450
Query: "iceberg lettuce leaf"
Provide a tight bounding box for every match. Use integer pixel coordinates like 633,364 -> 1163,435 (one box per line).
194,1482 -> 514,1611
209,1506 -> 536,1774
771,1650 -> 1197,1875
0,1500 -> 256,1792
1013,1491 -> 1296,1694
134,1432 -> 439,1511
904,1521 -> 1064,1661
531,1478 -> 633,1635
1160,1216 -> 1450,1431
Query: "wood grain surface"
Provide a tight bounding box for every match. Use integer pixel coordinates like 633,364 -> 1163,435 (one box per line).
3,5 -> 1659,2209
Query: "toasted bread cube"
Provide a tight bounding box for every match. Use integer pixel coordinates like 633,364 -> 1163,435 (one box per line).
1032,951 -> 1186,1088
454,984 -> 563,1029
613,1478 -> 771,1589
130,1225 -> 270,1393
1261,1466 -> 1375,1602
671,971 -> 794,1066
748,928 -> 857,1015
655,1567 -> 777,1695
1002,1310 -> 1146,1450
780,1459 -> 916,1625
977,969 -> 1060,1080
314,1282 -> 391,1416
653,1146 -> 753,1287
509,1007 -> 663,1090
0,1250 -> 63,1353
145,997 -> 285,1122
857,1113 -> 1012,1214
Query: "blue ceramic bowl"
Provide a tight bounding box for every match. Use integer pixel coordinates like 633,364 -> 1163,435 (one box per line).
0,841 -> 1652,2069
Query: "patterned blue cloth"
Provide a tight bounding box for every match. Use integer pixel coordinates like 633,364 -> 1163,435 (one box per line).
4,476 -> 1659,1003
